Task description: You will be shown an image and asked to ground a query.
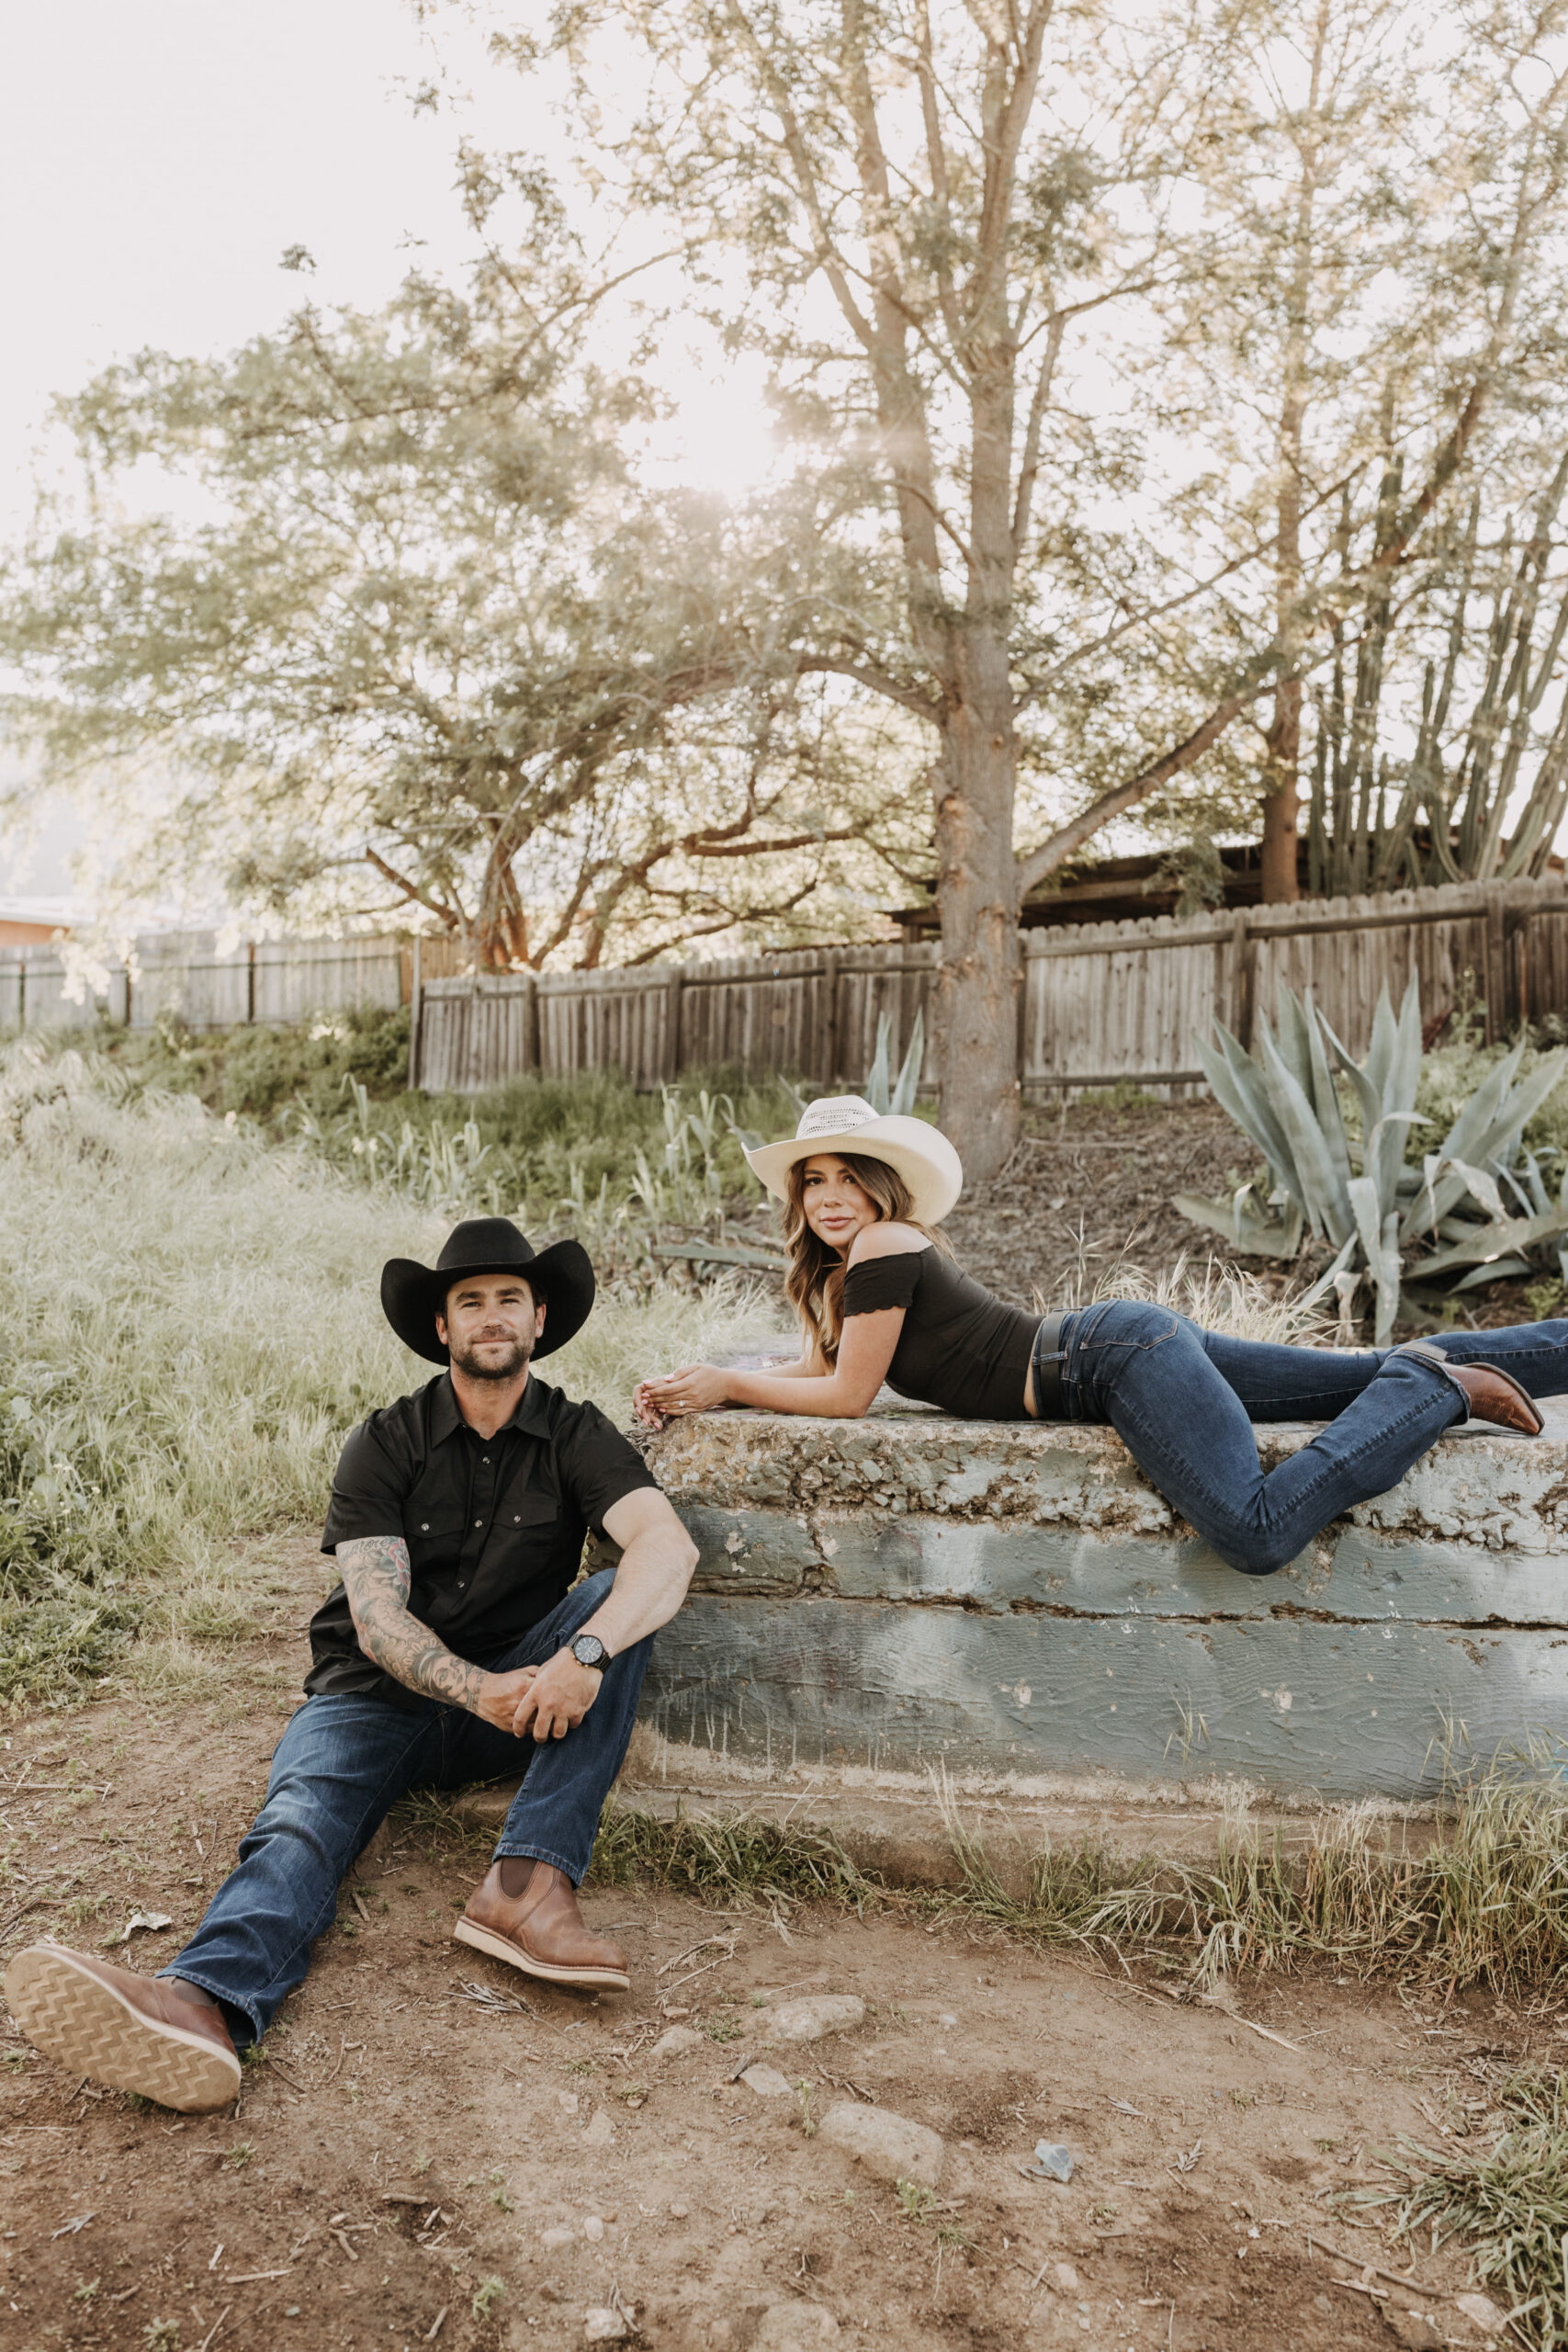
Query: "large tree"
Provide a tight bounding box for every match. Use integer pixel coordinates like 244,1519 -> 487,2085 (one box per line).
479,0 -> 1568,1171
0,224 -> 926,968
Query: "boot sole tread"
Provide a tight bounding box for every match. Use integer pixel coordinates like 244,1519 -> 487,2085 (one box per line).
2,1947 -> 241,2113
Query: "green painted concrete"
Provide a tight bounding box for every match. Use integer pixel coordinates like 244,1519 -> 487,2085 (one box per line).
630,1397 -> 1568,1801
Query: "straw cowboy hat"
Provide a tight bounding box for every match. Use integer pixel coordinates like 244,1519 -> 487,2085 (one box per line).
381,1216 -> 594,1366
744,1095 -> 964,1226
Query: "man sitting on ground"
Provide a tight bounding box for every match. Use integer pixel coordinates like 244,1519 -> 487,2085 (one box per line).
4,1217 -> 696,2111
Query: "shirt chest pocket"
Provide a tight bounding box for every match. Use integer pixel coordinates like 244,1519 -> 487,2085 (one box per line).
502,1492 -> 561,1535
404,1511 -> 467,1573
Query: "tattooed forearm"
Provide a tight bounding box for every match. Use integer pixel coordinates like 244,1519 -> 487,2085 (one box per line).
337,1535 -> 486,1713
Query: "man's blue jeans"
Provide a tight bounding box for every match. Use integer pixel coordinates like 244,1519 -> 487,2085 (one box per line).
159,1569 -> 648,2048
1043,1305 -> 1568,1577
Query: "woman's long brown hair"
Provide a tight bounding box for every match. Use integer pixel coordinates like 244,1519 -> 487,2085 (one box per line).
783,1152 -> 952,1366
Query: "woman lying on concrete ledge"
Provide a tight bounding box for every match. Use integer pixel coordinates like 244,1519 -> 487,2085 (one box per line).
634,1094 -> 1568,1579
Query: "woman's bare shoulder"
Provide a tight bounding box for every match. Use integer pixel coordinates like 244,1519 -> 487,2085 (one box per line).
846,1221 -> 933,1265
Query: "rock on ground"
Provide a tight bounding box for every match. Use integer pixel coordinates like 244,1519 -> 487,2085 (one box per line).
752,2302 -> 841,2349
816,2100 -> 943,2188
649,2024 -> 704,2060
739,2063 -> 795,2098
582,2312 -> 627,2345
767,1994 -> 865,2043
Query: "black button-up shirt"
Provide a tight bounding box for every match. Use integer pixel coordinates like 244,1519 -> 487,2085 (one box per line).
308,1371 -> 660,1709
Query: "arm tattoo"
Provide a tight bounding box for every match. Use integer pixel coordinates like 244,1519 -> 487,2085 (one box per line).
337,1535 -> 487,1713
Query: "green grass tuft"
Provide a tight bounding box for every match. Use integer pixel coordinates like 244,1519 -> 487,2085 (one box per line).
588,1800 -> 874,1911
1348,2067 -> 1568,2347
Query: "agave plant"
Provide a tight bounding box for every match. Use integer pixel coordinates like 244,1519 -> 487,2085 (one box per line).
1178,976 -> 1568,1342
863,1007 -> 925,1117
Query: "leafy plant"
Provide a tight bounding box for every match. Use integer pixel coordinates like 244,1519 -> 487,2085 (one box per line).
471,2276 -> 506,2322
863,1008 -> 925,1116
1180,975 -> 1568,1338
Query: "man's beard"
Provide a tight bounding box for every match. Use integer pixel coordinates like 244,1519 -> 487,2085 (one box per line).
449,1333 -> 534,1384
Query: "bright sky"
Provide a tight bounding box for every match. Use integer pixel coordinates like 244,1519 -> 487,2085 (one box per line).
0,2 -> 773,898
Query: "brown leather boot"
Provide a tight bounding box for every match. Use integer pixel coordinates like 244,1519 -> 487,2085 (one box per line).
1398,1340 -> 1545,1435
454,1861 -> 630,1992
3,1945 -> 242,2112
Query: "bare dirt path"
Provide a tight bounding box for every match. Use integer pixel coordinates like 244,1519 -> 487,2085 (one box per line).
0,1543 -> 1533,2352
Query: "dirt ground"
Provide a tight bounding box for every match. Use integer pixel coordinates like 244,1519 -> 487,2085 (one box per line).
0,1540 -> 1535,2352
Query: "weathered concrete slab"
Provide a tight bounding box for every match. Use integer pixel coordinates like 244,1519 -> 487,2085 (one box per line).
626,1395 -> 1568,1803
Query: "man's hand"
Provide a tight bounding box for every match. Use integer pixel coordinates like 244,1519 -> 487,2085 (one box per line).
510,1649 -> 604,1741
472,1663 -> 540,1734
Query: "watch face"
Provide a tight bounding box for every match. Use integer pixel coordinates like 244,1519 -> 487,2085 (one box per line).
573,1635 -> 606,1668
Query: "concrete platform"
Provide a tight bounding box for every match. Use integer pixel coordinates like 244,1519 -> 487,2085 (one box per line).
613,1394 -> 1568,1807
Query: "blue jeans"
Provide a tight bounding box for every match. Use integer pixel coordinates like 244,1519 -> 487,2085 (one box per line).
160,1570 -> 648,2047
1039,1305 -> 1568,1577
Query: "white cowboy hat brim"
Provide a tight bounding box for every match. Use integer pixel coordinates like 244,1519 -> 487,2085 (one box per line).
745,1108 -> 963,1226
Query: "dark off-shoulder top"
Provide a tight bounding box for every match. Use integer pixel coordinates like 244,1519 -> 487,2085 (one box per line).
840,1248 -> 1039,1419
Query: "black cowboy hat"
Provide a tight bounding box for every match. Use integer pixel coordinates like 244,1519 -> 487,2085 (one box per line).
380,1217 -> 594,1366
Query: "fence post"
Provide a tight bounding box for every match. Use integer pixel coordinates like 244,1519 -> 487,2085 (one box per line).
1485,894 -> 1506,1044
408,936 -> 423,1088
523,969 -> 540,1076
819,949 -> 840,1088
1229,911 -> 1257,1048
664,969 -> 684,1083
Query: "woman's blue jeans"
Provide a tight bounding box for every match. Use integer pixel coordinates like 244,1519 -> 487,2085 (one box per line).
158,1569 -> 648,2048
1039,1305 -> 1568,1577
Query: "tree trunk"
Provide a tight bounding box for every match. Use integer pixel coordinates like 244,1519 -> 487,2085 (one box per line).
1259,680 -> 1303,901
932,700 -> 1021,1185
1258,0 -> 1326,907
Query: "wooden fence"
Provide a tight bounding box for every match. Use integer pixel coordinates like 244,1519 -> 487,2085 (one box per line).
0,929 -> 468,1034
9,876 -> 1568,1099
412,876 -> 1568,1097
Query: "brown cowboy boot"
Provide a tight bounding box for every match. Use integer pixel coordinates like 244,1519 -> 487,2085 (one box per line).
454,1860 -> 630,1992
3,1945 -> 242,2112
1397,1339 -> 1545,1435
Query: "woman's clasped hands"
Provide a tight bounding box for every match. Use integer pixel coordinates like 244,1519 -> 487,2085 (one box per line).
633,1363 -> 730,1428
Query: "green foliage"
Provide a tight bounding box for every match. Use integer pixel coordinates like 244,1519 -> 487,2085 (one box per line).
471,2277 -> 506,2322
1183,975 -> 1568,1336
863,1009 -> 925,1117
1351,2069 -> 1568,2347
932,1755 -> 1568,1996
0,1041 -> 764,1704
588,1800 -> 873,1912
101,1005 -> 412,1122
0,259 -> 925,967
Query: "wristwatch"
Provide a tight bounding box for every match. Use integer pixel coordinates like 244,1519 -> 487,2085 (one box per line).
570,1634 -> 610,1672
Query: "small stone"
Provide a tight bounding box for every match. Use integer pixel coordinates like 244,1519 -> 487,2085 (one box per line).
768,1995 -> 866,2044
817,2100 -> 943,2188
582,2108 -> 615,2148
1456,2293 -> 1506,2336
670,2201 -> 690,2220
1054,2263 -> 1080,2293
1384,2311 -> 1443,2351
740,2064 -> 795,2098
582,2215 -> 605,2243
541,2224 -> 576,2248
582,2312 -> 627,2345
558,2090 -> 581,2115
650,2024 -> 704,2060
751,2302 -> 841,2349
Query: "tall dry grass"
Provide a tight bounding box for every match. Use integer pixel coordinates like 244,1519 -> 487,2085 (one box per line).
0,1044 -> 762,1704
